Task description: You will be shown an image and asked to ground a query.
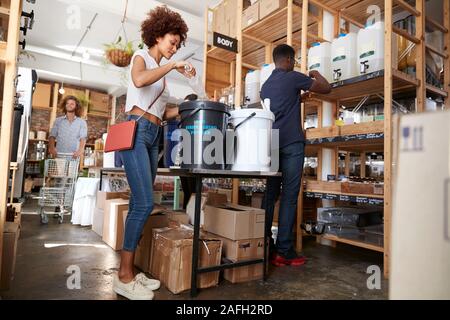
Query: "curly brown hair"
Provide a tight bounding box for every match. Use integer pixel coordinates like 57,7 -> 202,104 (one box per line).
141,6 -> 188,49
59,95 -> 82,117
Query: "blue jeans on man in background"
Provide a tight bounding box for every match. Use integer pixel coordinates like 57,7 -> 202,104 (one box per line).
262,141 -> 305,260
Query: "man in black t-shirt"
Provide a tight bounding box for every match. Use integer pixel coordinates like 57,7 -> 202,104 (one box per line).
261,44 -> 331,266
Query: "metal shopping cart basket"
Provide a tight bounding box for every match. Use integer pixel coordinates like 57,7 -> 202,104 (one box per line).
37,153 -> 80,224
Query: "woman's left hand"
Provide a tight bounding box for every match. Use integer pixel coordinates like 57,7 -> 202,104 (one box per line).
174,61 -> 196,78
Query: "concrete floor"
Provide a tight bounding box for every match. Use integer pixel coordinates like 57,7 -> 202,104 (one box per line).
1,206 -> 388,300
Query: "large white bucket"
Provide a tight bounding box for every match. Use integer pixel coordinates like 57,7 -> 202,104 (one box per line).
229,109 -> 275,172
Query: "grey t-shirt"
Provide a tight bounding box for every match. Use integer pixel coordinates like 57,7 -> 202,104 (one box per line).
49,116 -> 88,153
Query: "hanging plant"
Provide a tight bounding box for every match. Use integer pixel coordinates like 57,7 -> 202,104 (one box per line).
103,36 -> 135,67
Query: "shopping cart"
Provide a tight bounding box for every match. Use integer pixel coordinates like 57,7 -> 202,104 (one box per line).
37,153 -> 80,224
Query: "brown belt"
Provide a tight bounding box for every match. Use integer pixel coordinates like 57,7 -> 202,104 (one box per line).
129,106 -> 163,126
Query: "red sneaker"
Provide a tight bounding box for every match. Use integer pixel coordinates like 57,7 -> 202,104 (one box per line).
271,254 -> 306,267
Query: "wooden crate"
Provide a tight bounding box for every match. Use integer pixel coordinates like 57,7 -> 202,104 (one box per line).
33,82 -> 52,109
341,182 -> 374,195
89,91 -> 110,114
305,180 -> 342,193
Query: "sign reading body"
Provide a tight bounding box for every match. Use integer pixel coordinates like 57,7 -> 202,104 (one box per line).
213,32 -> 238,53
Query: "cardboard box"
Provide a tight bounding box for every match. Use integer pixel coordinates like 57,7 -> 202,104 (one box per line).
134,213 -> 169,272
102,199 -> 129,250
204,203 -> 265,240
242,2 -> 259,29
33,82 -> 52,109
165,211 -> 190,225
203,231 -> 263,283
259,0 -> 287,19
89,91 -> 110,114
96,191 -> 129,210
150,228 -> 222,294
186,192 -> 228,227
92,207 -> 104,236
225,0 -> 238,38
251,192 -> 264,209
213,2 -> 227,35
216,188 -> 232,202
1,222 -> 20,290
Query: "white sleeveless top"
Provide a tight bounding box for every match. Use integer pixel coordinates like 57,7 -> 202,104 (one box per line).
125,49 -> 170,119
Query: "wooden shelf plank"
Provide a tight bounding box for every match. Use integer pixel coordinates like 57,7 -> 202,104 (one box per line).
32,106 -> 52,111
0,6 -> 9,15
392,25 -> 421,44
426,17 -> 448,33
394,0 -> 420,17
426,84 -> 448,98
207,46 -> 236,64
0,41 -> 6,62
243,4 -> 318,45
426,44 -> 449,59
304,188 -> 384,200
319,234 -> 384,253
314,69 -> 418,102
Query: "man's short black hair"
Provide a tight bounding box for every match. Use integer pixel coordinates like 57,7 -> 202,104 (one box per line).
184,94 -> 198,101
273,44 -> 295,63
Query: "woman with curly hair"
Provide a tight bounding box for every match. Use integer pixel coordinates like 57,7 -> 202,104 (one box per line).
113,6 -> 196,300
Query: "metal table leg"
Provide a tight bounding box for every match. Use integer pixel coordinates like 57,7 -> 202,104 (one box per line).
190,175 -> 202,298
263,178 -> 268,281
99,169 -> 103,191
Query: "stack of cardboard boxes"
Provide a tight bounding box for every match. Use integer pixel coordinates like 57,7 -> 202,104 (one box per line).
242,0 -> 288,29
203,202 -> 266,283
149,227 -> 223,294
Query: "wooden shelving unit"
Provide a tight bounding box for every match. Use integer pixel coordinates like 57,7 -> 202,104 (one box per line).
204,0 -> 450,278
0,0 -> 23,280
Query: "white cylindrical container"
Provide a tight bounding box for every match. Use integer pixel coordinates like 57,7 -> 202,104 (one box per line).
331,33 -> 358,81
357,21 -> 385,74
426,98 -> 437,112
244,70 -> 261,105
308,42 -> 332,82
37,131 -> 46,140
260,63 -> 275,90
229,109 -> 274,172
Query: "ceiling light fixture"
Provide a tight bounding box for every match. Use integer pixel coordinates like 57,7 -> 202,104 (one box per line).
59,82 -> 65,95
82,50 -> 90,60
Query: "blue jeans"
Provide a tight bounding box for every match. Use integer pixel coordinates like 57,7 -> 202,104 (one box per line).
120,115 -> 161,252
263,141 -> 305,256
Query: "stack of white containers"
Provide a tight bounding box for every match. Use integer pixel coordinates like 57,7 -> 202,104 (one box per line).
307,21 -> 385,83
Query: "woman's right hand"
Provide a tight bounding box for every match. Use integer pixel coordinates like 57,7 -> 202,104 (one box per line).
173,61 -> 196,78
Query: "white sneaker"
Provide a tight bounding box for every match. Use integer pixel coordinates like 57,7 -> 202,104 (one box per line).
135,273 -> 161,291
113,274 -> 154,300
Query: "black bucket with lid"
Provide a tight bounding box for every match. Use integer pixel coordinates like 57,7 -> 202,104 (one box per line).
178,100 -> 230,170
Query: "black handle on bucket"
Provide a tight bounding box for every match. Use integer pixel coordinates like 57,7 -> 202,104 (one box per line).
178,107 -> 202,128
234,112 -> 256,131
